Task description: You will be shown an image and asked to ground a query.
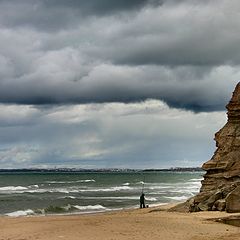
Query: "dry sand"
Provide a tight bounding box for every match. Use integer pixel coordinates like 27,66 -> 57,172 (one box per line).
1,204 -> 240,240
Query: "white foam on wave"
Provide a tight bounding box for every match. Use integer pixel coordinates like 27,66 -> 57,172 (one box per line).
145,197 -> 158,201
188,178 -> 203,181
6,209 -> 34,217
66,196 -> 76,199
122,182 -> 130,186
149,186 -> 173,190
57,189 -> 70,194
82,196 -> 157,201
77,179 -> 95,183
8,185 -> 131,194
46,181 -> 65,184
59,196 -> 76,199
73,205 -> 106,211
165,196 -> 189,201
0,186 -> 28,191
149,203 -> 169,208
78,186 -> 132,192
111,186 -> 131,191
46,179 -> 95,184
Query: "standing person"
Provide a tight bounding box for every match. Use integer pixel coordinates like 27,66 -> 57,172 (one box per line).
140,193 -> 145,208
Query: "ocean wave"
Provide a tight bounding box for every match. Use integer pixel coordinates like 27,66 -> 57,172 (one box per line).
29,185 -> 39,188
73,205 -> 106,211
81,196 -> 157,201
148,186 -> 174,190
78,186 -> 132,192
34,204 -> 75,214
122,182 -> 130,186
145,197 -> 158,201
165,196 -> 189,201
34,204 -> 107,214
183,181 -> 202,186
2,186 -> 132,194
6,209 -> 34,217
60,196 -> 76,199
78,179 -> 95,183
149,203 -> 168,208
0,186 -> 28,191
5,204 -> 108,217
188,178 -> 203,181
45,179 -> 95,184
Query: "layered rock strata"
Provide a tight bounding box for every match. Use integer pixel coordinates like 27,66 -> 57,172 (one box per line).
191,83 -> 240,212
171,83 -> 240,213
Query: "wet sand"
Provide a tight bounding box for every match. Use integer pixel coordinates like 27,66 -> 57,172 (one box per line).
1,204 -> 240,240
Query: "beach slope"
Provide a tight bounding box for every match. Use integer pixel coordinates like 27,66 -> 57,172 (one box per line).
1,206 -> 240,240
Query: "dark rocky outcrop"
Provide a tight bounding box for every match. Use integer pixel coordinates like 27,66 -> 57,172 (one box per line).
171,83 -> 240,213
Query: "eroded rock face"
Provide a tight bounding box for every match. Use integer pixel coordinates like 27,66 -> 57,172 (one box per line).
189,83 -> 240,212
226,186 -> 240,213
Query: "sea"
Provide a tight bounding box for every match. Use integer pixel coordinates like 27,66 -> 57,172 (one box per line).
0,171 -> 204,217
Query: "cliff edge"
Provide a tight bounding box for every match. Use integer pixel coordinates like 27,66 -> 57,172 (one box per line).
171,83 -> 240,213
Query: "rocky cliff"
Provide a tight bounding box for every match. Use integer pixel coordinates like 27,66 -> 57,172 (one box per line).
171,83 -> 240,213
193,83 -> 240,212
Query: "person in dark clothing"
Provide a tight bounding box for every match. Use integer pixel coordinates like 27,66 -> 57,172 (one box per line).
140,193 -> 145,208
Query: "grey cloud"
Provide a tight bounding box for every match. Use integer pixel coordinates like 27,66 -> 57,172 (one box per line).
0,0 -> 239,112
0,0 -> 162,31
0,62 -> 238,112
0,102 -> 226,168
42,0 -> 161,14
84,1 -> 240,66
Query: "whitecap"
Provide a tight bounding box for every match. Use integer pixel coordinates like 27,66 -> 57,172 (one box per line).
60,196 -> 76,199
111,186 -> 131,191
77,179 -> 95,183
188,178 -> 204,181
0,186 -> 28,191
145,197 -> 158,201
165,196 -> 189,201
78,186 -> 132,192
29,185 -> 39,188
6,209 -> 34,217
46,179 -> 95,184
73,205 -> 106,211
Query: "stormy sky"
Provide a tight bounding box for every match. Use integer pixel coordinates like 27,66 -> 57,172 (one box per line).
0,0 -> 238,168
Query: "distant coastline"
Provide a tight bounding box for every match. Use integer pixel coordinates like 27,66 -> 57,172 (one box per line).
0,167 -> 204,173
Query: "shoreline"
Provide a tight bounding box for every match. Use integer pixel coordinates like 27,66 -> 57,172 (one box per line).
1,203 -> 240,240
2,200 -> 171,218
3,202 -> 171,218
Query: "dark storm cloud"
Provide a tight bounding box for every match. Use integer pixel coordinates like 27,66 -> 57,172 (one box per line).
0,0 -> 239,112
0,64 -> 237,112
42,0 -> 161,15
0,0 -> 162,31
85,1 -> 240,66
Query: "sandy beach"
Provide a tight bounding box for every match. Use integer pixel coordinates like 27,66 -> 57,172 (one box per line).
1,204 -> 240,240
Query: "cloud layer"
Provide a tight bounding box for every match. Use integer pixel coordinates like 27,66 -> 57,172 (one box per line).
0,0 -> 239,111
0,101 -> 227,168
0,1 -> 238,168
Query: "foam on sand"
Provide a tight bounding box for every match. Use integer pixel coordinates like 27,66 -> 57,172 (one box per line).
6,209 -> 34,217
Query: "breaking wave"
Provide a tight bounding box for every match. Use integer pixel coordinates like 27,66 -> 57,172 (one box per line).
165,196 -> 190,201
0,186 -> 28,191
73,205 -> 106,211
6,209 -> 34,217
